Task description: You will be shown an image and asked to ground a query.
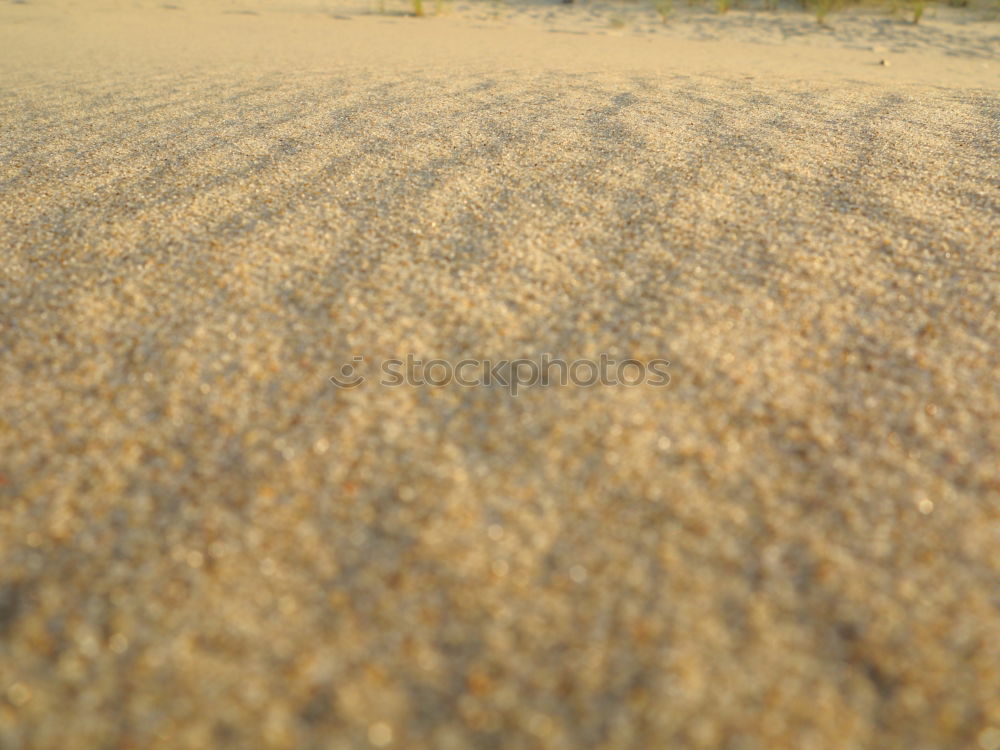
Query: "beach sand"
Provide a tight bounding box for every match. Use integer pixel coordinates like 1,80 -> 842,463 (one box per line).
1,0 -> 999,747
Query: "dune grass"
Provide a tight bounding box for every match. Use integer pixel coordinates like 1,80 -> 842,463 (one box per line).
653,0 -> 673,21
367,0 -> 997,25
812,0 -> 840,23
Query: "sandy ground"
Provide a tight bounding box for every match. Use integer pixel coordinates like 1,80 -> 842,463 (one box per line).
2,0 -> 999,748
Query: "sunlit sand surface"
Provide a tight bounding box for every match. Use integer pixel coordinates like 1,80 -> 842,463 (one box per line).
1,0 -> 998,747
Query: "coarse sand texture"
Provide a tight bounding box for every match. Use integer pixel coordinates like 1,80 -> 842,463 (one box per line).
1,1 -> 999,749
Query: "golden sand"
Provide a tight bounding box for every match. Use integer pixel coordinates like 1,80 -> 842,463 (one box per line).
1,1 -> 998,747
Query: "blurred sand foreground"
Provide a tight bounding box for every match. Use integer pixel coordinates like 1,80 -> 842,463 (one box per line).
1,0 -> 999,748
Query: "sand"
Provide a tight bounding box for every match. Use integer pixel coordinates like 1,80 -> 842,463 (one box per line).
1,0 -> 999,747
